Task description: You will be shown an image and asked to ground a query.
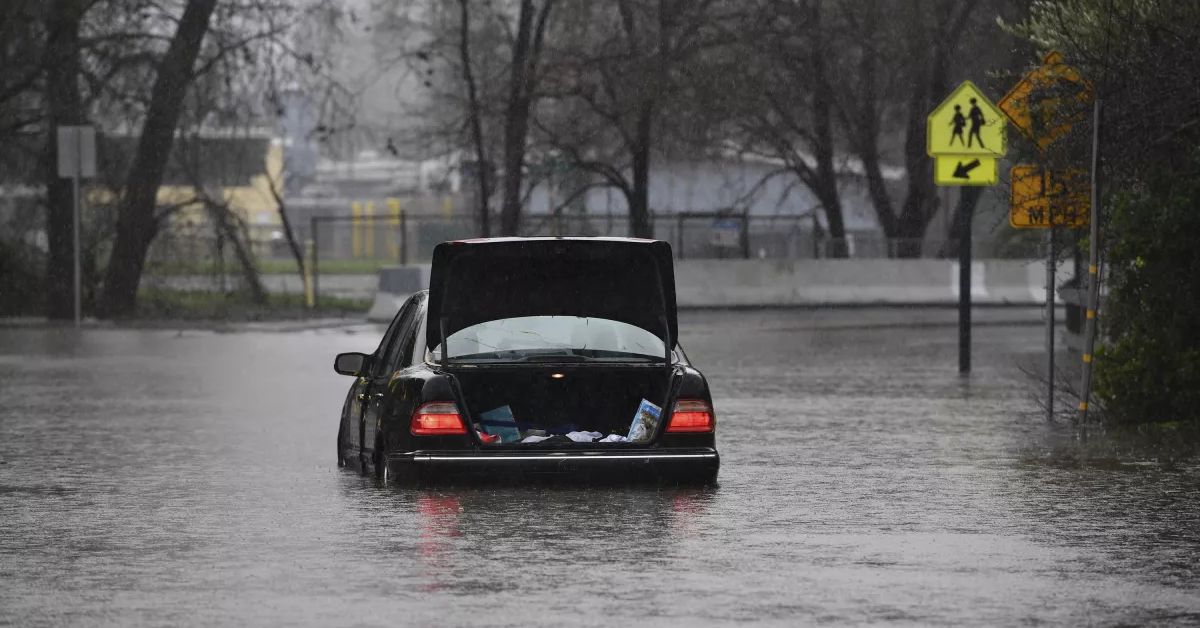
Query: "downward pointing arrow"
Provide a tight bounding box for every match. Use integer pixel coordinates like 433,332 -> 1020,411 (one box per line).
953,158 -> 981,179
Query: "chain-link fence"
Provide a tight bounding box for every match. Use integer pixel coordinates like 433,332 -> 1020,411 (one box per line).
304,211 -> 1044,266
131,210 -> 1047,305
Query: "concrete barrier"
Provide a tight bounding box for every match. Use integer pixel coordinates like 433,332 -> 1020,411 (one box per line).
672,259 -> 1072,307
365,258 -> 1071,321
366,265 -> 430,322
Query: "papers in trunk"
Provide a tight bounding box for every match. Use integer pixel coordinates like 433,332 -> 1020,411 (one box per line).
477,398 -> 662,445
627,399 -> 662,443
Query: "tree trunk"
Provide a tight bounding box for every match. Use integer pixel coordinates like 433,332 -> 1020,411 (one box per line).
457,0 -> 491,237
627,100 -> 654,239
266,172 -> 305,279
844,9 -> 898,240
41,0 -> 84,320
809,4 -> 846,257
208,203 -> 266,304
894,22 -> 939,257
499,0 -> 545,236
99,0 -> 218,317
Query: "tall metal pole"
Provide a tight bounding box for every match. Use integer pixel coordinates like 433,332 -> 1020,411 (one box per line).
72,127 -> 82,328
957,186 -> 980,374
72,173 -> 81,328
310,216 -> 320,307
1045,225 -> 1056,420
1078,99 -> 1103,423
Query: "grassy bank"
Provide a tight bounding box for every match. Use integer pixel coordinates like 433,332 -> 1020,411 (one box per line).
146,259 -> 395,275
135,288 -> 369,321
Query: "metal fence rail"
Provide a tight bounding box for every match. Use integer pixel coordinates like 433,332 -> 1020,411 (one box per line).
301,211 -> 1043,264
136,211 -> 1046,306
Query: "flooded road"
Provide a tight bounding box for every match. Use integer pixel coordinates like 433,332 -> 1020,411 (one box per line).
2,309 -> 1198,626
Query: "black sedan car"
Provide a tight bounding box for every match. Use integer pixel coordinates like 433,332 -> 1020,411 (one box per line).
333,237 -> 719,484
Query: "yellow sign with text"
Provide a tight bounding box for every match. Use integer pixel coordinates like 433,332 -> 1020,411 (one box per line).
934,155 -> 998,186
1009,165 -> 1089,228
927,81 -> 1007,158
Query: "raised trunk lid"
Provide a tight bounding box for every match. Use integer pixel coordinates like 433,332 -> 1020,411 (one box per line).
426,238 -> 678,352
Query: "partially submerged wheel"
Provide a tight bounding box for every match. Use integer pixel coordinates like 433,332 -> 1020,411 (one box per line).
373,437 -> 388,482
336,424 -> 345,467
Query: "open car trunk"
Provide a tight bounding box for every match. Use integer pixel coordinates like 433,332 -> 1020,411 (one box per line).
451,366 -> 674,446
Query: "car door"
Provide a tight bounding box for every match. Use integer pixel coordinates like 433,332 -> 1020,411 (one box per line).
360,295 -> 422,471
340,375 -> 370,466
341,303 -> 411,469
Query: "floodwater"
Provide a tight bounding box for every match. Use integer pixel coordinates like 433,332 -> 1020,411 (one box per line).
1,309 -> 1197,626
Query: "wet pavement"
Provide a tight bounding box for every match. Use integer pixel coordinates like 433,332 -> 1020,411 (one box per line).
1,309 -> 1198,626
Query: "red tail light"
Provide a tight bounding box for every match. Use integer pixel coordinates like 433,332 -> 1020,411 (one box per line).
411,402 -> 466,436
666,400 -> 715,433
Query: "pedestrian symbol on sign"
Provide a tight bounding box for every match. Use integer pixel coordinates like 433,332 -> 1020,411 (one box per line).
950,105 -> 966,146
968,98 -> 987,149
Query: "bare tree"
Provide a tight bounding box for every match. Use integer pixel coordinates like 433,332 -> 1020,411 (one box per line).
0,1 -> 44,143
537,0 -> 728,238
831,0 -> 984,257
40,0 -> 90,319
99,0 -> 219,317
730,0 -> 850,256
457,0 -> 492,237
498,0 -> 556,235
85,0 -> 351,316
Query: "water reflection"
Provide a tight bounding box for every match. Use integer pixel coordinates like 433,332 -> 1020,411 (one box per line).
416,493 -> 461,593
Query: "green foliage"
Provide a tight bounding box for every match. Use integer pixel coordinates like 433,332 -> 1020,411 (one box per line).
145,258 -> 391,276
135,288 -> 368,321
1095,152 -> 1200,424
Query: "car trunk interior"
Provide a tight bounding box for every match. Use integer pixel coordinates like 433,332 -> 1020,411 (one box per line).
450,366 -> 673,445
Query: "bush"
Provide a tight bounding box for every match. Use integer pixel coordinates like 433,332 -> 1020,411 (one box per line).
1095,153 -> 1200,424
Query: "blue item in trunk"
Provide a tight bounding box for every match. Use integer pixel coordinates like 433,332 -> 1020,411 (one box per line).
479,405 -> 522,443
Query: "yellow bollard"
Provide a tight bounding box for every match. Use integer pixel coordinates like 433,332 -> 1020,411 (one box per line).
351,201 -> 362,258
303,239 -> 315,309
387,198 -> 402,260
364,201 -> 376,258
441,196 -> 453,219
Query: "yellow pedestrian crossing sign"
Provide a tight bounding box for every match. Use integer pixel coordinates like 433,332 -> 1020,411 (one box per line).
928,80 -> 1006,187
927,81 -> 1007,158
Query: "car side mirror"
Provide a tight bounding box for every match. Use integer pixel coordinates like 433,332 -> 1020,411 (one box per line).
334,352 -> 371,376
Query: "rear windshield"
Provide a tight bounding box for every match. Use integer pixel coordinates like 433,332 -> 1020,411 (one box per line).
435,316 -> 665,362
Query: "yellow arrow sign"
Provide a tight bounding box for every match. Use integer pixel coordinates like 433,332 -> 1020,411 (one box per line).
1009,164 -> 1089,228
927,80 -> 1007,158
935,155 -> 998,186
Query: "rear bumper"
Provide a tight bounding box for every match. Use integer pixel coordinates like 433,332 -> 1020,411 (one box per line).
386,448 -> 719,484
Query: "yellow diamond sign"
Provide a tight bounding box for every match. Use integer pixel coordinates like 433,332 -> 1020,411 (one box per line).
927,80 -> 1007,158
998,52 -> 1091,150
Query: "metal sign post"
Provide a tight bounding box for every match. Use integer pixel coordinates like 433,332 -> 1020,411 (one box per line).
56,125 -> 96,328
1001,52 -> 1093,421
928,80 -> 1008,374
1045,226 -> 1057,420
1077,99 -> 1104,424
